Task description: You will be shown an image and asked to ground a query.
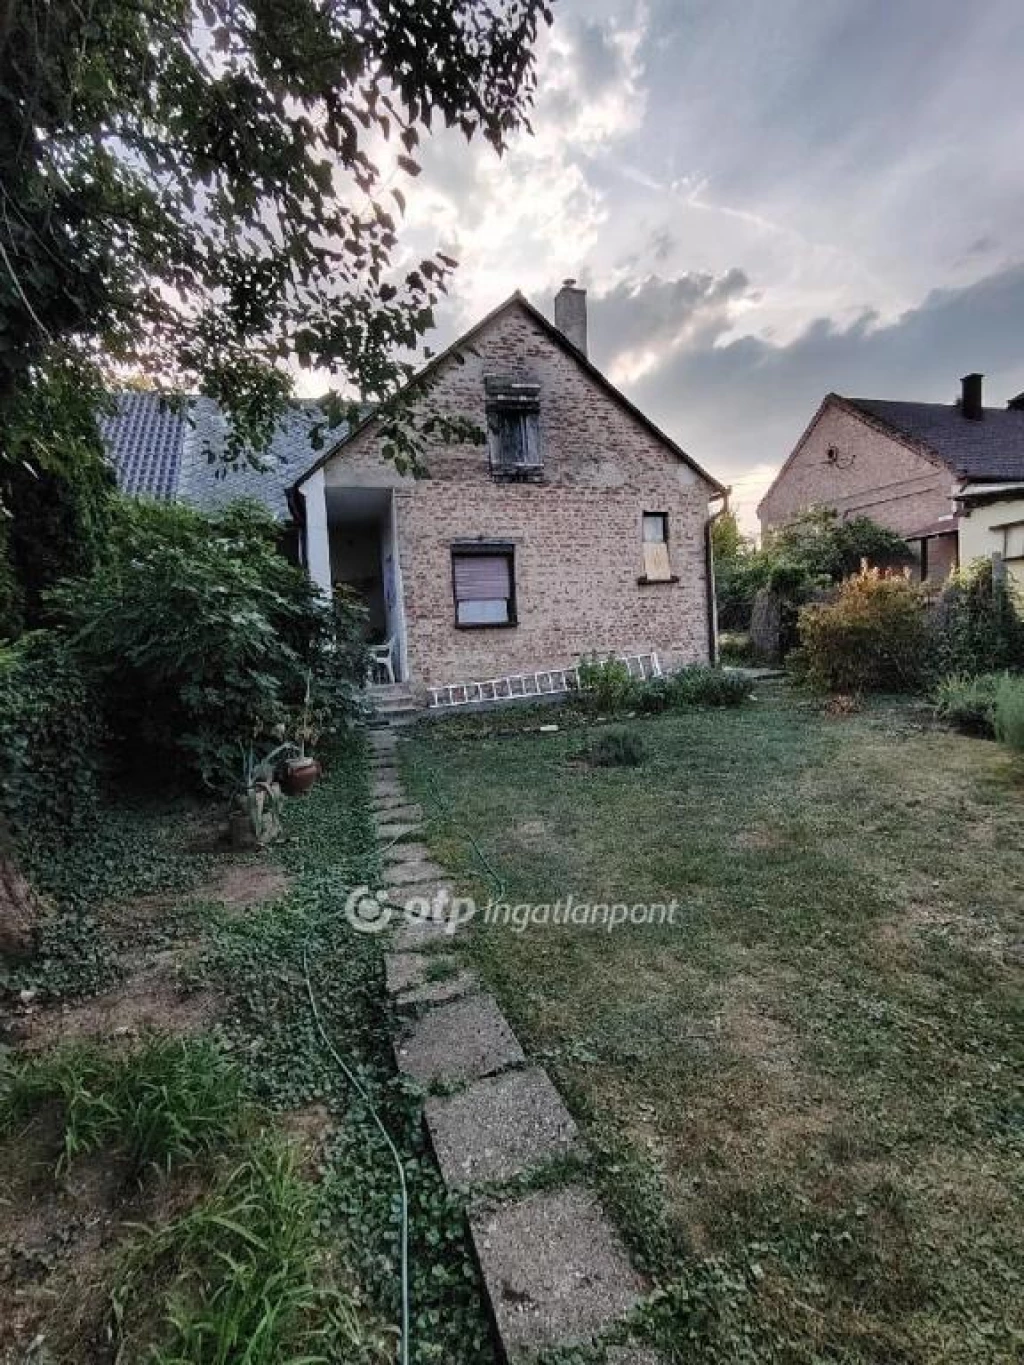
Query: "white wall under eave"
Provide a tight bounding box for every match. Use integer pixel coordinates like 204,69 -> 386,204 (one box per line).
959,491 -> 1024,590
300,469 -> 333,595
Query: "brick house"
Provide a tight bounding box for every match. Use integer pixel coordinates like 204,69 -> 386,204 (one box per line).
758,375 -> 1024,584
290,285 -> 727,697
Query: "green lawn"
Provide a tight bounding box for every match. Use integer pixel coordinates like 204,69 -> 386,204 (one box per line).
401,690 -> 1024,1364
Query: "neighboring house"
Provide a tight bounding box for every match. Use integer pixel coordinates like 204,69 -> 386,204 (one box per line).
759,374 -> 1024,585
290,284 -> 727,694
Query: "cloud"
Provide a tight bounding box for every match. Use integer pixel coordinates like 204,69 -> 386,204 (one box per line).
607,261 -> 1024,530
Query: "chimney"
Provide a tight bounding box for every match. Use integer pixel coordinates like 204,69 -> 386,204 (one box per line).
960,372 -> 984,420
554,279 -> 588,356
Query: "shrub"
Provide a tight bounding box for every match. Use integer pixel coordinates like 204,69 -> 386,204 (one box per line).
933,673 -> 1002,736
577,654 -> 639,714
718,632 -> 755,665
668,665 -> 752,707
48,498 -> 368,789
584,729 -> 646,767
797,566 -> 929,693
930,559 -> 1024,676
0,629 -> 104,838
993,675 -> 1024,753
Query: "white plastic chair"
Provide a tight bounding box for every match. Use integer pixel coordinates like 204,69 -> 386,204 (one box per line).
369,637 -> 397,684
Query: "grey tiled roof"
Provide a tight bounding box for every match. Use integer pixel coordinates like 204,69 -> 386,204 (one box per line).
100,392 -> 341,519
177,398 -> 332,520
847,398 -> 1024,482
99,392 -> 186,498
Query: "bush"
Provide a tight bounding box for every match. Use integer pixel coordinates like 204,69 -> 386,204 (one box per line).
48,498 -> 368,789
930,559 -> 1024,677
669,665 -> 753,706
933,673 -> 1002,736
577,655 -> 639,714
0,630 -> 104,838
993,675 -> 1024,753
797,566 -> 929,693
584,729 -> 645,767
718,632 -> 754,665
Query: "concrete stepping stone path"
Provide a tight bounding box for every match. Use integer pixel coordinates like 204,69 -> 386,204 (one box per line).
366,725 -> 660,1362
395,993 -> 524,1086
384,951 -> 478,1010
385,856 -> 450,886
425,1067 -> 580,1188
375,822 -> 420,843
469,1186 -> 645,1359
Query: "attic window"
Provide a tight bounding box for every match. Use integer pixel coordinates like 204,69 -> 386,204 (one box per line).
485,377 -> 542,481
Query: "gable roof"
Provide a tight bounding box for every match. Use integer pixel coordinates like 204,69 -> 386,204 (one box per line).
844,397 -> 1024,482
100,392 -> 343,519
289,292 -> 727,497
100,392 -> 187,498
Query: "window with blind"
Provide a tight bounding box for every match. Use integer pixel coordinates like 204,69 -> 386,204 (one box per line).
452,545 -> 517,627
641,512 -> 673,581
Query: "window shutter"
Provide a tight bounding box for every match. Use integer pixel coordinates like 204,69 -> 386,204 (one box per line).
453,553 -> 511,601
522,412 -> 541,468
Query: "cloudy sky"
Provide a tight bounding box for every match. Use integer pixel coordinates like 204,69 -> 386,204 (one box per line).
365,0 -> 1024,530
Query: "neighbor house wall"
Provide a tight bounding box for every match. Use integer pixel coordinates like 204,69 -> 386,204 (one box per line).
320,303 -> 716,688
959,494 -> 1024,589
759,401 -> 953,537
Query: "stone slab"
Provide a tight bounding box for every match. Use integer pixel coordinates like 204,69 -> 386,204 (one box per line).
379,803 -> 423,825
384,951 -> 431,996
375,822 -> 421,843
371,793 -> 408,812
606,1347 -> 667,1365
398,969 -> 478,1010
383,952 -> 474,1005
383,840 -> 432,865
371,780 -> 405,801
469,1186 -> 645,1359
385,858 -> 450,886
425,1066 -> 580,1188
392,916 -> 462,951
395,993 -> 524,1086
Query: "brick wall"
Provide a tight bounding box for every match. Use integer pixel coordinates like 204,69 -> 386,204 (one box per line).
759,400 -> 953,537
322,302 -> 717,687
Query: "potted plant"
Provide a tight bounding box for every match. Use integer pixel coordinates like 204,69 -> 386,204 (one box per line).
282,672 -> 321,796
230,741 -> 295,848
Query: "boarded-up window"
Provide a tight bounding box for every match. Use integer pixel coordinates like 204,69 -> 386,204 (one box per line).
642,513 -> 672,581
452,546 -> 516,626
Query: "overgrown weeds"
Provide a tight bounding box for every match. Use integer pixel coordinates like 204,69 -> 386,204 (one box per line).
112,1134 -> 391,1365
0,1035 -> 244,1176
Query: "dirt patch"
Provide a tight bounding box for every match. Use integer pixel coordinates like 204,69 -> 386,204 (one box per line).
733,823 -> 786,852
16,956 -> 219,1053
280,1104 -> 334,1175
878,900 -> 1023,967
196,860 -> 291,910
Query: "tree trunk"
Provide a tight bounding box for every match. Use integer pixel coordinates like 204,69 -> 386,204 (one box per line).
0,834 -> 44,960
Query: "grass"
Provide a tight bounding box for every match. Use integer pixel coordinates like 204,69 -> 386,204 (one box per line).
0,1035 -> 245,1176
402,688 -> 1024,1363
112,1134 -> 391,1365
